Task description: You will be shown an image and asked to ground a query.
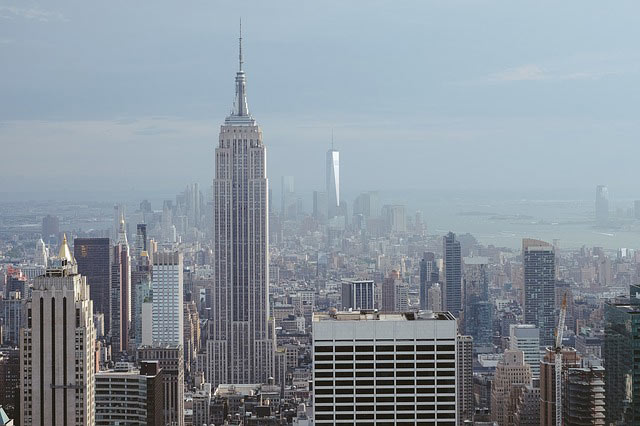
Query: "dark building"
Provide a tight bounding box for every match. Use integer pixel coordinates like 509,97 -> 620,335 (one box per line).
523,238 -> 556,347
74,238 -> 112,333
419,251 -> 438,310
41,214 -> 59,239
604,289 -> 640,425
0,348 -> 20,424
463,257 -> 493,352
443,232 -> 462,317
135,223 -> 147,257
140,361 -> 164,426
137,345 -> 184,426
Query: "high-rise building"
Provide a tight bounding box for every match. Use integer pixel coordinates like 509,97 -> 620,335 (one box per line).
509,324 -> 541,378
111,217 -> 131,354
595,185 -> 609,226
312,310 -> 458,425
513,382 -> 541,426
540,347 -> 581,426
132,251 -> 152,349
312,191 -> 327,222
340,279 -> 375,310
443,232 -> 462,318
1,292 -> 22,346
604,296 -> 640,425
281,175 -> 296,219
34,238 -> 48,267
463,256 -> 493,351
491,349 -> 532,426
326,148 -> 339,219
138,345 -> 184,426
381,204 -> 406,233
457,335 -> 474,425
95,361 -> 164,426
380,270 -> 408,312
135,223 -> 148,257
208,28 -> 274,387
20,236 -> 96,425
428,283 -> 443,311
0,348 -> 20,424
41,214 -> 59,239
75,237 -> 112,334
419,252 -> 439,310
564,364 -> 606,425
523,238 -> 556,347
152,251 -> 183,346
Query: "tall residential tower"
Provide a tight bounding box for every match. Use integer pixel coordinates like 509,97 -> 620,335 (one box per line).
207,26 -> 274,387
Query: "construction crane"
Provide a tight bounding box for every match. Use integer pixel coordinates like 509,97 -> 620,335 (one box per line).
554,293 -> 568,426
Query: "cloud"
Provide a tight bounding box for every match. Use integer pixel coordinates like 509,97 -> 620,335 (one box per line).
0,5 -> 66,22
488,62 -> 628,84
490,64 -> 546,82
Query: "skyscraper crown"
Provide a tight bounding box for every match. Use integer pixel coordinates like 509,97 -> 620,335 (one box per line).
226,19 -> 255,125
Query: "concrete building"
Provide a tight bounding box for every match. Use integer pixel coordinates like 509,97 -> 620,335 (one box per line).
74,237 -> 111,334
457,335 -> 474,425
111,217 -> 131,354
513,382 -> 541,426
20,236 -> 96,426
138,345 -> 184,426
491,350 -> 532,426
564,365 -> 605,425
208,28 -> 274,388
340,279 -> 375,310
381,270 -> 408,312
540,347 -> 581,426
312,310 -> 458,425
443,232 -> 462,318
151,251 -> 183,346
95,361 -> 164,425
523,238 -> 556,347
509,324 -> 541,378
428,283 -> 443,311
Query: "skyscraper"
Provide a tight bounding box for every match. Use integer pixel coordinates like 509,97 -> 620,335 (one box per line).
443,232 -> 462,318
281,175 -> 296,219
509,324 -> 541,378
491,350 -> 532,426
463,256 -> 493,351
523,238 -> 556,347
457,335 -> 474,425
20,236 -> 96,425
326,147 -> 339,219
74,237 -> 112,334
340,279 -> 375,311
419,251 -> 439,310
41,214 -> 59,240
208,26 -> 274,387
111,217 -> 131,354
595,185 -> 609,226
151,251 -> 184,346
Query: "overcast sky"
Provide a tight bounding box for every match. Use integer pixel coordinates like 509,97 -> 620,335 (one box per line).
1,1 -> 640,199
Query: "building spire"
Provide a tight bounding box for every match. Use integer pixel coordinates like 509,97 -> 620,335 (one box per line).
228,18 -> 251,120
239,18 -> 243,72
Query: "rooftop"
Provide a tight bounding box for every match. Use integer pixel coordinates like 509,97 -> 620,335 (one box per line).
313,310 -> 455,322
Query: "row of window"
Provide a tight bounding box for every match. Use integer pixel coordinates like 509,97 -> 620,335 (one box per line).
316,404 -> 456,412
315,395 -> 455,403
315,363 -> 456,371
315,387 -> 455,395
315,345 -> 455,353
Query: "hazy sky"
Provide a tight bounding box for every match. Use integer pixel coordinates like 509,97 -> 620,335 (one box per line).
2,1 -> 640,199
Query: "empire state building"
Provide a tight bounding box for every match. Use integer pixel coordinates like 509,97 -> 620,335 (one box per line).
207,27 -> 274,386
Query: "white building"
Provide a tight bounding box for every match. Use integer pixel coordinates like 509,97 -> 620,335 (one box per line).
312,310 -> 458,425
152,251 -> 183,346
20,235 -> 96,426
510,324 -> 541,378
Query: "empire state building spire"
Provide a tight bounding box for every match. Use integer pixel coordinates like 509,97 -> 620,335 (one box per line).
229,19 -> 252,121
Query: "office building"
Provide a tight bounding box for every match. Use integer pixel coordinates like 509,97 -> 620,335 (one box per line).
463,256 -> 493,351
281,175 -> 296,219
20,236 -> 96,425
132,252 -> 152,349
340,279 -> 375,310
95,361 -> 164,426
595,185 -> 609,226
111,218 -> 131,354
428,283 -> 443,311
152,251 -> 183,346
604,296 -> 640,424
540,347 -> 580,426
381,204 -> 406,233
443,232 -> 462,317
135,223 -> 147,257
326,148 -> 340,219
0,348 -> 20,424
509,324 -> 541,378
75,237 -> 112,334
419,252 -> 438,310
513,383 -> 541,426
138,345 -> 184,426
312,191 -> 327,222
41,214 -> 59,239
458,335 -> 474,425
312,310 -> 458,425
208,29 -> 274,387
491,350 -> 532,426
1,292 -> 21,346
523,238 -> 556,347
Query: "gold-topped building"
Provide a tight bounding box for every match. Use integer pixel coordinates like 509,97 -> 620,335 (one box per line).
20,237 -> 96,425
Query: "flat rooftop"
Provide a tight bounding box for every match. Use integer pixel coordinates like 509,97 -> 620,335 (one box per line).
313,310 -> 455,322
